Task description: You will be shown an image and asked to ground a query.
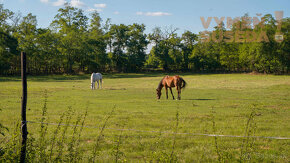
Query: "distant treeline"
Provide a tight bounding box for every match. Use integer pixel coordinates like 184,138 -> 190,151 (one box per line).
0,4 -> 289,75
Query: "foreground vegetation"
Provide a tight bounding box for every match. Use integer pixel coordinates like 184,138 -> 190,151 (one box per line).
0,73 -> 289,162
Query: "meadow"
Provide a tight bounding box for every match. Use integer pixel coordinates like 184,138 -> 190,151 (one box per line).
0,73 -> 289,162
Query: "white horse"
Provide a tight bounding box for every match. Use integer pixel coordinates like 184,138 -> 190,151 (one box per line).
91,73 -> 103,89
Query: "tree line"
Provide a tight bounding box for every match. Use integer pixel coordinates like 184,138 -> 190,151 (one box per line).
0,4 -> 289,75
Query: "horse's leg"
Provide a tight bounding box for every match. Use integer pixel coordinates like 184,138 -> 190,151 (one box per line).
178,87 -> 181,100
100,79 -> 102,89
97,80 -> 99,89
165,86 -> 168,99
176,86 -> 181,100
169,87 -> 175,100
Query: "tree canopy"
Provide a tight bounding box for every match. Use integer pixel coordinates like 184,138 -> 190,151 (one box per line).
0,4 -> 289,75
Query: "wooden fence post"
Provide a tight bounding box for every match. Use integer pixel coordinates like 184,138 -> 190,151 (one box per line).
20,52 -> 28,163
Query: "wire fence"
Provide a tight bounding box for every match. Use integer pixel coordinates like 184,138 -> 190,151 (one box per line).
24,120 -> 290,140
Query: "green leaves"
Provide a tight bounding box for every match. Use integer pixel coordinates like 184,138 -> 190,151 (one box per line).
0,3 -> 289,74
106,23 -> 148,72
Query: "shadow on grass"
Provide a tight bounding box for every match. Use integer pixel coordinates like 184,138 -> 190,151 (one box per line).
183,98 -> 216,101
0,75 -> 89,82
0,72 -> 211,82
103,72 -> 215,79
30,75 -> 89,81
0,77 -> 21,82
104,73 -> 162,79
0,73 -> 163,82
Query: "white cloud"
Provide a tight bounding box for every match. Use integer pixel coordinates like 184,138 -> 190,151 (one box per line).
114,11 -> 119,15
94,3 -> 106,8
137,11 -> 172,16
52,0 -> 66,6
87,8 -> 103,12
70,0 -> 84,8
136,12 -> 143,15
146,12 -> 172,16
86,3 -> 106,12
40,0 -> 49,3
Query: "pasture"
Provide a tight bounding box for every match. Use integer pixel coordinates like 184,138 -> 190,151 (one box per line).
0,73 -> 289,162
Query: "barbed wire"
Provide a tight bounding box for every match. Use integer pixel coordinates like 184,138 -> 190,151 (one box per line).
25,121 -> 290,140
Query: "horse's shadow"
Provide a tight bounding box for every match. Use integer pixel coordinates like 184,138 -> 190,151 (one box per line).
183,98 -> 216,101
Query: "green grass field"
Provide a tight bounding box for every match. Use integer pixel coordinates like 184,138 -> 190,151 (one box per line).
0,73 -> 289,162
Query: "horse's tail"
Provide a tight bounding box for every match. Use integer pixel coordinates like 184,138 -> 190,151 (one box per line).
180,77 -> 187,89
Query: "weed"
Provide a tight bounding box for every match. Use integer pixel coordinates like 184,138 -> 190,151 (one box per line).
90,106 -> 116,162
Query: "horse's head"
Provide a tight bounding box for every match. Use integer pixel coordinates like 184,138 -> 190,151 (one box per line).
156,89 -> 161,99
90,82 -> 93,89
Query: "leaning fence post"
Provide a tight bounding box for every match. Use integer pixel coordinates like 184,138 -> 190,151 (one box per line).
20,52 -> 28,163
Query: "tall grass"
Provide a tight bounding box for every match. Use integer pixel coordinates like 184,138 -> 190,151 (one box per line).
0,96 -> 283,162
0,109 -> 8,137
0,108 -> 9,158
0,91 -> 90,162
72,105 -> 88,162
210,105 -> 260,162
239,105 -> 258,162
211,107 -> 222,162
111,120 -> 127,163
1,74 -> 289,162
169,111 -> 179,163
37,90 -> 48,162
90,106 -> 115,162
0,121 -> 21,162
48,110 -> 66,161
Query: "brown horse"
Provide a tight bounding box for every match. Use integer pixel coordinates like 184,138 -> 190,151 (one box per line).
156,75 -> 187,100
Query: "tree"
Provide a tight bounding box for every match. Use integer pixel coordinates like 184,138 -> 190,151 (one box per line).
36,28 -> 61,74
0,30 -> 18,74
148,27 -> 179,71
51,3 -> 88,73
108,24 -> 129,72
0,5 -> 19,75
126,24 -> 148,71
181,31 -> 197,71
0,4 -> 289,74
0,4 -> 14,31
87,11 -> 108,72
14,13 -> 38,73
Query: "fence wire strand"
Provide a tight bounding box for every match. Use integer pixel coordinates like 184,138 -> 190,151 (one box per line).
25,121 -> 290,140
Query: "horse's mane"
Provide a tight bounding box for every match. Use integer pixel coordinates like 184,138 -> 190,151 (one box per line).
157,77 -> 165,90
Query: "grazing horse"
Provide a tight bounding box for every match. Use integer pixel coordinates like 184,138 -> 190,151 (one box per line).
156,75 -> 186,100
91,73 -> 103,89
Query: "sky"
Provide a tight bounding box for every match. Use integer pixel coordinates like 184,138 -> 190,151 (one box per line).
1,0 -> 290,35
